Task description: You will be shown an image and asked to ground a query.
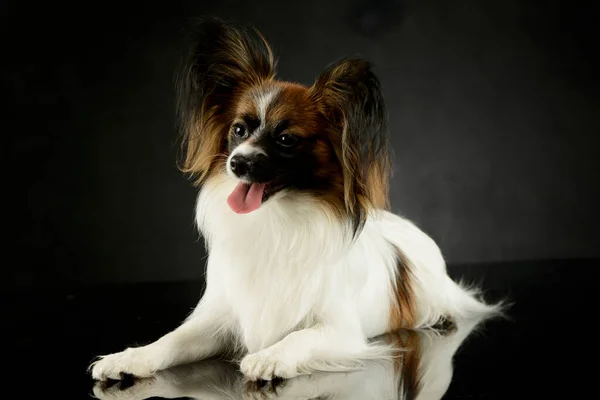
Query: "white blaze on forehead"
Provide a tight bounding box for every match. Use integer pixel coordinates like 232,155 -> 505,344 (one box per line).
252,86 -> 280,132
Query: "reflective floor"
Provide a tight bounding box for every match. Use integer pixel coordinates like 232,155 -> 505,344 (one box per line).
8,259 -> 595,399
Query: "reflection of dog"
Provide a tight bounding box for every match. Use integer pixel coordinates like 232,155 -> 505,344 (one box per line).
90,17 -> 503,382
93,316 -> 487,400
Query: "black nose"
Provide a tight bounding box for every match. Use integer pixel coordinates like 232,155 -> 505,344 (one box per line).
229,154 -> 250,177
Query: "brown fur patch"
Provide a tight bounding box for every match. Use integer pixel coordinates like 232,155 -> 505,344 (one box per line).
266,83 -> 324,138
234,92 -> 260,119
176,18 -> 276,185
389,248 -> 418,331
180,104 -> 233,184
387,330 -> 422,400
308,58 -> 392,234
265,83 -> 349,213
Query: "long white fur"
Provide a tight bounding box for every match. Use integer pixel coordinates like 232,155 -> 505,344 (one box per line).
92,312 -> 491,400
90,161 -> 501,382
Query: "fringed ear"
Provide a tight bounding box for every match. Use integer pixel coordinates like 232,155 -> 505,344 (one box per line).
310,57 -> 391,234
176,17 -> 276,185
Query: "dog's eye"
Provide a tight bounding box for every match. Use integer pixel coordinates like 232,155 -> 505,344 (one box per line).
232,124 -> 247,138
276,133 -> 298,147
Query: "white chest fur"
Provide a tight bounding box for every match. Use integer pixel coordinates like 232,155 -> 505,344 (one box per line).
196,176 -> 362,351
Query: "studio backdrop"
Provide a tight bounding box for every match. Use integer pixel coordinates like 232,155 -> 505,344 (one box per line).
5,0 -> 598,287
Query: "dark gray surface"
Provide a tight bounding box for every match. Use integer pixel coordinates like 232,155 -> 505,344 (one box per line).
4,0 -> 599,285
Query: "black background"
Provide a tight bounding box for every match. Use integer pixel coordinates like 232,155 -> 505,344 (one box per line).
4,0 -> 599,288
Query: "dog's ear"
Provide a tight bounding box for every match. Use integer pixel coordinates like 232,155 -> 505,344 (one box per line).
176,17 -> 276,184
310,58 -> 391,234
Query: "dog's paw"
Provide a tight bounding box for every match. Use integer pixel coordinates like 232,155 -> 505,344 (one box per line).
240,350 -> 299,381
92,376 -> 157,400
242,378 -> 286,400
89,348 -> 158,381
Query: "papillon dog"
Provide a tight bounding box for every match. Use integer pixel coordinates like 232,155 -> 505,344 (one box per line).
90,17 -> 503,383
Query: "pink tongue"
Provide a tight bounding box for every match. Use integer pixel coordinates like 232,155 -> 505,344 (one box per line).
227,182 -> 267,214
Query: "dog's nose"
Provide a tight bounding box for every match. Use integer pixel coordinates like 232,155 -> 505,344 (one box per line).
230,154 -> 250,177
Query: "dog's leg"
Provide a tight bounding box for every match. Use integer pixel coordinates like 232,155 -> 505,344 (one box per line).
93,359 -> 242,400
90,293 -> 231,381
240,319 -> 382,381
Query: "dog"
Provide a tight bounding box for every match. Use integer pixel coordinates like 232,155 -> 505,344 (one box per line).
90,17 -> 503,383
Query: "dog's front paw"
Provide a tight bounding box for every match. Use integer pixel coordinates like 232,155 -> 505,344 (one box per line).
90,348 -> 158,381
240,350 -> 299,381
92,375 -> 159,400
242,379 -> 284,400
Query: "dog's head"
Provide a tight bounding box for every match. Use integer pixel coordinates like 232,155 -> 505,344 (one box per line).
177,17 -> 391,234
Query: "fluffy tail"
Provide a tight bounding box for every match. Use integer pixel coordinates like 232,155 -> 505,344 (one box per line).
450,278 -> 509,323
